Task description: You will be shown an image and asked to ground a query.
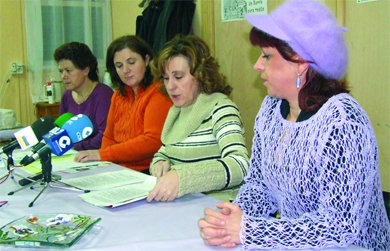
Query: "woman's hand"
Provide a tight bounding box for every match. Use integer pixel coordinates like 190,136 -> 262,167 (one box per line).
198,202 -> 242,248
150,160 -> 171,178
146,170 -> 179,202
74,150 -> 101,162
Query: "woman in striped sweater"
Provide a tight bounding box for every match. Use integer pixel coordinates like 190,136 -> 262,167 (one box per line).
146,35 -> 249,202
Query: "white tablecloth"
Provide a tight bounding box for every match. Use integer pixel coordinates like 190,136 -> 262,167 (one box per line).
0,161 -> 368,251
0,163 -> 240,251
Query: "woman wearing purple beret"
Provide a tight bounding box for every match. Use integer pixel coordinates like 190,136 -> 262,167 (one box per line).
198,0 -> 390,250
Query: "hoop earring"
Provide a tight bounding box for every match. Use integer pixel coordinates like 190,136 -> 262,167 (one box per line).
296,72 -> 301,89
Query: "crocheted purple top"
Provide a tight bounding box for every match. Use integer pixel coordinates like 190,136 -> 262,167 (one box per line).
235,93 -> 390,250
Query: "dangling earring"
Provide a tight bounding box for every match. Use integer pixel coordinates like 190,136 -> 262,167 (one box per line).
296,72 -> 301,89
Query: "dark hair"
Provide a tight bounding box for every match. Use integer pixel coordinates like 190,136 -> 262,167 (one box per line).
152,34 -> 232,96
106,35 -> 154,96
249,28 -> 349,113
54,42 -> 99,82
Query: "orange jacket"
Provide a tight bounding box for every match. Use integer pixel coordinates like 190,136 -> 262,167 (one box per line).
99,82 -> 172,171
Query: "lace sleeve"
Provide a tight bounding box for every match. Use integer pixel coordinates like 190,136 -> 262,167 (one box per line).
239,111 -> 379,249
234,114 -> 278,218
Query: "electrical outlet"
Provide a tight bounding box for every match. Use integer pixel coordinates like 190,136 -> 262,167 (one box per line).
10,62 -> 24,74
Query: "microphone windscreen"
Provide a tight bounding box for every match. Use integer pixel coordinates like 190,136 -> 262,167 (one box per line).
31,115 -> 55,140
54,112 -> 74,127
43,128 -> 73,156
14,115 -> 55,150
61,114 -> 93,143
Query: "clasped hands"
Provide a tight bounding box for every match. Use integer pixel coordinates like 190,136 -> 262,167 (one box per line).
198,202 -> 242,248
147,160 -> 179,202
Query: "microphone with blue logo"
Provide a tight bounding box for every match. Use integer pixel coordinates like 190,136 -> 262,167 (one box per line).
19,112 -> 74,166
43,114 -> 93,156
9,114 -> 93,206
20,114 -> 93,166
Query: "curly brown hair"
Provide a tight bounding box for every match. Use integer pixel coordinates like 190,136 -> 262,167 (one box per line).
151,34 -> 232,96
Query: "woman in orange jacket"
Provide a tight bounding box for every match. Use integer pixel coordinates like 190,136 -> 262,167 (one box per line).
74,35 -> 172,173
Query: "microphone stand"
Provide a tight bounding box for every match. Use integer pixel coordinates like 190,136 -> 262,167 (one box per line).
0,146 -> 16,180
28,147 -> 52,207
6,149 -> 14,171
1,144 -> 28,181
8,147 -> 87,207
6,148 -> 52,197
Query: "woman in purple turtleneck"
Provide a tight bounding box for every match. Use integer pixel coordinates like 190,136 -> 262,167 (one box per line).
198,0 -> 390,250
54,42 -> 113,150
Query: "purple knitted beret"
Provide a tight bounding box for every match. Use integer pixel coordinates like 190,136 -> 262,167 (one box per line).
246,0 -> 348,79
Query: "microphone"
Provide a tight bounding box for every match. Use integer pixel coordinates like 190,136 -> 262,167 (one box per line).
45,114 -> 93,156
14,115 -> 55,150
61,114 -> 94,144
0,116 -> 55,155
21,114 -> 93,166
19,113 -> 74,166
54,112 -> 74,127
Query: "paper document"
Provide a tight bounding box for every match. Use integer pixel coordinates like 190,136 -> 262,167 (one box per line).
60,169 -> 149,191
21,151 -> 111,174
55,160 -> 111,174
79,176 -> 156,207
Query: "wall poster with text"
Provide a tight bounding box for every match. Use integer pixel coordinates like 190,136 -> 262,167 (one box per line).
221,0 -> 268,22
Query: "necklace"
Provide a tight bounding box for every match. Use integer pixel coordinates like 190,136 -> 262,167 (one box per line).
73,82 -> 97,104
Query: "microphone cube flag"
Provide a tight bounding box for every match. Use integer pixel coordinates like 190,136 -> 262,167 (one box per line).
42,127 -> 73,156
61,114 -> 93,143
14,126 -> 39,150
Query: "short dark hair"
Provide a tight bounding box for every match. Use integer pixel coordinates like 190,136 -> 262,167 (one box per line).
249,28 -> 349,113
54,42 -> 99,82
106,35 -> 154,96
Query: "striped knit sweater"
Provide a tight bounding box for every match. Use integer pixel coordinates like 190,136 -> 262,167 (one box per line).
150,92 -> 249,197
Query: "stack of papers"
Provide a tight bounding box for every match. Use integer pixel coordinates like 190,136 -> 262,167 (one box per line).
21,152 -> 111,175
16,150 -> 156,208
61,169 -> 156,208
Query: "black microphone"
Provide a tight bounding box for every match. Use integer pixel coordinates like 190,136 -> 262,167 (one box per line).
18,173 -> 43,186
0,116 -> 55,155
19,141 -> 46,166
0,141 -> 19,155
